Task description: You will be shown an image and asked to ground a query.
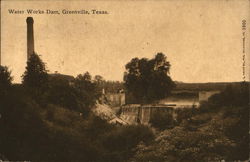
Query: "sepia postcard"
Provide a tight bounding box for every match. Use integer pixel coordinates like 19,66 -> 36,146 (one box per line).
0,0 -> 249,161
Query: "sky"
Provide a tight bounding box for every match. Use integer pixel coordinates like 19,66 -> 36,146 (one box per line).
1,0 -> 249,83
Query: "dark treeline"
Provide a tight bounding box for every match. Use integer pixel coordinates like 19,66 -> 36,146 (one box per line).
92,75 -> 124,94
0,53 -> 154,162
174,81 -> 245,91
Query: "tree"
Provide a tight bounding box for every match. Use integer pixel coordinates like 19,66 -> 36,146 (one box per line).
124,53 -> 175,103
0,66 -> 12,93
22,53 -> 48,89
94,75 -> 105,94
47,83 -> 81,111
94,75 -> 104,84
74,72 -> 101,109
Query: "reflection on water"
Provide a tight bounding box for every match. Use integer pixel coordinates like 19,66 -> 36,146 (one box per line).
159,97 -> 199,108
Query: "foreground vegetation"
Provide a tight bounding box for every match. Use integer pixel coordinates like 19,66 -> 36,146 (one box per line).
0,89 -> 154,161
137,83 -> 249,161
0,53 -> 249,161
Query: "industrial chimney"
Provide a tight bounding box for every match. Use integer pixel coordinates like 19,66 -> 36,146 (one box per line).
26,17 -> 34,59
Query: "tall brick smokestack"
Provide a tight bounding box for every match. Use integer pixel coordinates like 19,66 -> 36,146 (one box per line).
26,17 -> 34,59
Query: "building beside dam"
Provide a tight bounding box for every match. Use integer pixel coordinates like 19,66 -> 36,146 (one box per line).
198,90 -> 220,102
105,90 -> 125,107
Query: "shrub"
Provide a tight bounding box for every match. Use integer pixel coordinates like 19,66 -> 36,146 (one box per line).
175,108 -> 198,124
101,125 -> 155,161
83,114 -> 114,140
149,110 -> 175,130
